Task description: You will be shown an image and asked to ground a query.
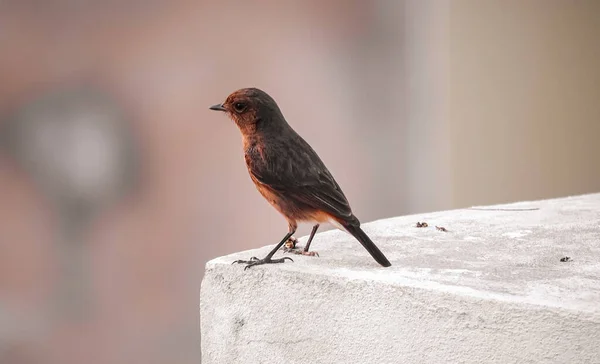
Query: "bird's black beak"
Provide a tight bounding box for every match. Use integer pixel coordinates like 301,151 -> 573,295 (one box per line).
209,103 -> 226,112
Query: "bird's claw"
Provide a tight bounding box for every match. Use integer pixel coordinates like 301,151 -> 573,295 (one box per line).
231,256 -> 259,265
232,256 -> 294,270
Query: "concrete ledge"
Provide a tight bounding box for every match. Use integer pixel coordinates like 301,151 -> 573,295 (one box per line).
200,194 -> 600,364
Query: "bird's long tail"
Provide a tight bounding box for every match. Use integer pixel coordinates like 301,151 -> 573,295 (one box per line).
343,223 -> 391,267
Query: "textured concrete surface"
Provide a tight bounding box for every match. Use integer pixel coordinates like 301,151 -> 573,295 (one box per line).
200,194 -> 600,364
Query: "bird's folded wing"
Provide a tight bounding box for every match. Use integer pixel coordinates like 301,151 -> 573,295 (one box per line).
250,167 -> 354,220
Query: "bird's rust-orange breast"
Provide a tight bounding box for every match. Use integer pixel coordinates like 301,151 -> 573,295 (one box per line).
250,174 -> 332,224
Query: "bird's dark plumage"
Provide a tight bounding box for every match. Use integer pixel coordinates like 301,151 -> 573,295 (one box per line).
210,87 -> 391,268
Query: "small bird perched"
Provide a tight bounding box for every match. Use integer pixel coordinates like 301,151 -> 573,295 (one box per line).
210,88 -> 391,269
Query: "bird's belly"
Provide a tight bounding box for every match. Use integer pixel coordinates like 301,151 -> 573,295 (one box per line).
253,182 -> 329,223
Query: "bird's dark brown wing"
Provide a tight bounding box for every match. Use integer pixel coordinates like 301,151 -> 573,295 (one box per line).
246,135 -> 355,222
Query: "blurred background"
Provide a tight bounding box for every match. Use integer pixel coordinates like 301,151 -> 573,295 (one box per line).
1,0 -> 599,363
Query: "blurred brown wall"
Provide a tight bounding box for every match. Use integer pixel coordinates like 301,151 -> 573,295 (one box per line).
448,0 -> 600,206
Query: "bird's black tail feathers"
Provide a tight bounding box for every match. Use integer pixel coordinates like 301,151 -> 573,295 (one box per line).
343,224 -> 391,267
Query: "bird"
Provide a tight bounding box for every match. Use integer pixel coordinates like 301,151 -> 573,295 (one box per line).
209,88 -> 391,269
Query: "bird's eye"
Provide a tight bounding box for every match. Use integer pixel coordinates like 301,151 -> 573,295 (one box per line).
233,102 -> 246,113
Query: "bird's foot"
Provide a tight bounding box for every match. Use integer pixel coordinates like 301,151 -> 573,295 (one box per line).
231,256 -> 259,263
283,247 -> 319,257
232,256 -> 293,270
281,236 -> 298,250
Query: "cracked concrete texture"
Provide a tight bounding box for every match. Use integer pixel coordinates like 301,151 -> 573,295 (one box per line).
200,193 -> 600,364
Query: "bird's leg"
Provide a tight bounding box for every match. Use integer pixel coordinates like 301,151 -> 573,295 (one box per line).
233,223 -> 297,270
284,224 -> 320,257
303,224 -> 320,254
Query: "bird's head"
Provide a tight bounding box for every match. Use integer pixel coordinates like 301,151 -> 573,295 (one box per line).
210,88 -> 286,134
